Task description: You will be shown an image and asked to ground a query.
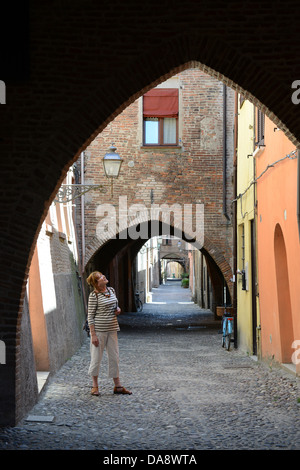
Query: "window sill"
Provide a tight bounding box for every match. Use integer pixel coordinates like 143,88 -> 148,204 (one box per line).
140,145 -> 182,150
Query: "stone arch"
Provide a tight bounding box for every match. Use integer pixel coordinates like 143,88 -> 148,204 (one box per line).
18,54 -> 300,307
85,206 -> 205,264
161,254 -> 187,268
14,56 -> 296,332
85,216 -> 233,311
163,260 -> 186,279
2,1 -> 300,426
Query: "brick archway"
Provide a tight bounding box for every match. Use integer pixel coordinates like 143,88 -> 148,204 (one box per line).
2,1 -> 300,426
85,217 -> 233,313
86,223 -> 233,288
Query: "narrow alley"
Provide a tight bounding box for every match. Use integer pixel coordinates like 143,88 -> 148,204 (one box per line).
0,281 -> 299,451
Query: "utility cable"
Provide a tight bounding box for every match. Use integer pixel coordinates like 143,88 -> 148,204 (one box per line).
232,148 -> 298,205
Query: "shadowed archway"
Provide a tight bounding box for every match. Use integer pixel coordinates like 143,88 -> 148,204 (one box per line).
2,1 -> 300,426
85,219 -> 232,315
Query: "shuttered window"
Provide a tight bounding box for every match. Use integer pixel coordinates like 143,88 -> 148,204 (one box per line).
143,88 -> 179,146
256,109 -> 265,146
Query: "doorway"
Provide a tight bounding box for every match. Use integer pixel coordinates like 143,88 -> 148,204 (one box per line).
274,224 -> 294,363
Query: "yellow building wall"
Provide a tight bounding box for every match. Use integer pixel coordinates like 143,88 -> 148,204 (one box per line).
236,98 -> 260,355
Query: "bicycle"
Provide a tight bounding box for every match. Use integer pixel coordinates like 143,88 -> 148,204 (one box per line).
135,291 -> 143,312
222,310 -> 234,351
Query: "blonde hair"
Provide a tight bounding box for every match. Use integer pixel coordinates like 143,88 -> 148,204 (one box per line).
86,271 -> 103,289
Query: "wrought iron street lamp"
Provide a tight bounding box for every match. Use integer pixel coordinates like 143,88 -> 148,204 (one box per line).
103,144 -> 123,197
54,144 -> 123,203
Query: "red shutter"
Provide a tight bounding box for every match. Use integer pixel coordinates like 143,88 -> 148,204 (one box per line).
143,88 -> 178,118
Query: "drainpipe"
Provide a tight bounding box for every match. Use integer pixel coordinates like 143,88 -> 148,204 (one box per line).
223,83 -> 230,221
81,151 -> 85,270
80,151 -> 89,313
233,91 -> 238,348
253,107 -> 260,357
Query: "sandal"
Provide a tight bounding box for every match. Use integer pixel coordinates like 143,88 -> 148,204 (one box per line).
91,387 -> 100,396
113,386 -> 132,395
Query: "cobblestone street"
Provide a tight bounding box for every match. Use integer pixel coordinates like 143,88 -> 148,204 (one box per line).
1,281 -> 300,452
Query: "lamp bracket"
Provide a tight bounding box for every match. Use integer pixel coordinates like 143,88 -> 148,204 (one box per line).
54,184 -> 105,203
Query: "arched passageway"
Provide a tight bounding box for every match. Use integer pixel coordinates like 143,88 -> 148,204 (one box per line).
1,1 -> 300,426
163,260 -> 185,279
85,219 -> 232,317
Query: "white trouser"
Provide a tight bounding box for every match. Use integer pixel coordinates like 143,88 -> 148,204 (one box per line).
88,331 -> 119,378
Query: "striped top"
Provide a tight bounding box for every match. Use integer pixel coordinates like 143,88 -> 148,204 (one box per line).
87,287 -> 120,332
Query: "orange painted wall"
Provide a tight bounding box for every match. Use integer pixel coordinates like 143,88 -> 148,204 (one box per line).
256,117 -> 300,371
28,245 -> 50,371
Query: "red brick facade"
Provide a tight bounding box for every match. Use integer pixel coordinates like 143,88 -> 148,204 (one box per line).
80,68 -> 235,312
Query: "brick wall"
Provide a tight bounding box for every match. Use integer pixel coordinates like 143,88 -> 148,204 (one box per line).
80,68 -> 235,311
15,181 -> 86,423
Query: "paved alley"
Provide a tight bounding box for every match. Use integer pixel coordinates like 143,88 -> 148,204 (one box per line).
0,281 -> 300,452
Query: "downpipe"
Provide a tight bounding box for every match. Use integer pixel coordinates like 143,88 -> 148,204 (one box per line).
223,83 -> 230,222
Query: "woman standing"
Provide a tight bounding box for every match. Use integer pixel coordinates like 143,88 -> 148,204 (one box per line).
86,271 -> 132,396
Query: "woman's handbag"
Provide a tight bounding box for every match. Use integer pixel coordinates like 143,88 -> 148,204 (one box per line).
83,319 -> 90,337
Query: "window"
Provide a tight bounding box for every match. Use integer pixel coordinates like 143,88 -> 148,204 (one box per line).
143,88 -> 178,146
238,223 -> 247,291
239,224 -> 245,271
